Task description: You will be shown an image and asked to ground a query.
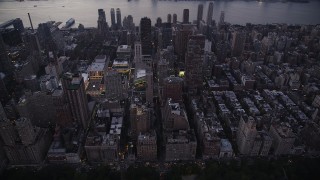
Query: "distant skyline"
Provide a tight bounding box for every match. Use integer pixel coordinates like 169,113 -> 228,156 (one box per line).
0,0 -> 320,28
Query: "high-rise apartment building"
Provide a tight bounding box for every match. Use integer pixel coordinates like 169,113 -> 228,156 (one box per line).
140,17 -> 152,55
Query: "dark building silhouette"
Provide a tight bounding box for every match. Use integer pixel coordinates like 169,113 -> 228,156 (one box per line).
162,76 -> 184,103
140,17 -> 152,55
167,14 -> 172,23
185,35 -> 205,92
116,8 -> 122,29
197,4 -> 204,28
232,31 -> 246,57
0,35 -> 13,75
97,9 -> 109,35
207,2 -> 214,26
173,14 -> 177,24
183,9 -> 189,24
110,8 -> 116,29
63,74 -> 89,129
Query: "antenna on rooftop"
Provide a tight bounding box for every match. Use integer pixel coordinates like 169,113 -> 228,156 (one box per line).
28,13 -> 34,32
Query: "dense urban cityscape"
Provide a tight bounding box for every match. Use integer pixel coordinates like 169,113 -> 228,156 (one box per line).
0,1 -> 320,179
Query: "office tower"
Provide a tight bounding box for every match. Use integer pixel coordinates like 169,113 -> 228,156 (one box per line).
116,8 -> 122,29
134,42 -> 142,64
167,14 -> 172,23
97,9 -> 109,35
173,14 -> 177,24
161,23 -> 172,49
185,35 -> 205,91
162,76 -> 183,103
65,76 -> 89,129
183,9 -> 189,24
52,89 -> 73,127
197,4 -> 204,28
22,31 -> 41,54
110,8 -> 116,28
173,24 -> 196,60
37,22 -> 57,52
0,35 -> 13,74
206,2 -> 214,26
136,130 -> 157,161
156,17 -> 162,28
232,31 -> 246,57
140,17 -> 152,55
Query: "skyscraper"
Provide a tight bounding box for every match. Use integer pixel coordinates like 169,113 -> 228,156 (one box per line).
173,14 -> 177,24
206,2 -> 214,26
116,8 -> 122,29
65,76 -> 89,129
140,17 -> 152,55
232,31 -> 246,57
197,4 -> 204,28
156,17 -> 162,28
110,8 -> 116,28
167,14 -> 172,23
185,35 -> 205,91
183,9 -> 189,24
134,42 -> 142,64
97,9 -> 109,35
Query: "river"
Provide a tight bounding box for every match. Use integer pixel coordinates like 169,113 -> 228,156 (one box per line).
0,0 -> 320,28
